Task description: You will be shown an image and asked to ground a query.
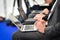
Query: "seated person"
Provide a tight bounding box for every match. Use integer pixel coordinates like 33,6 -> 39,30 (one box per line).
30,0 -> 54,10
12,6 -> 60,40
12,8 -> 49,40
12,0 -> 60,40
28,0 -> 54,18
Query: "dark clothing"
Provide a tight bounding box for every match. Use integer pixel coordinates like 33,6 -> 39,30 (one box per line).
30,5 -> 52,10
12,31 -> 48,40
45,3 -> 60,40
12,0 -> 60,40
30,0 -> 55,11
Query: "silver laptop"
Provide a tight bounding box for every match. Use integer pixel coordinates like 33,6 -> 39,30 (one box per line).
9,14 -> 37,31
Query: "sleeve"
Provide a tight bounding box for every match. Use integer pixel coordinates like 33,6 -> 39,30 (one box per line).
44,23 -> 60,38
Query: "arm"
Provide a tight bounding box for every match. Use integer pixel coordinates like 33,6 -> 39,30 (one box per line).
34,8 -> 49,21
45,23 -> 60,38
34,8 -> 49,33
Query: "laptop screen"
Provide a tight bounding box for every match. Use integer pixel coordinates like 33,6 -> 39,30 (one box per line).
9,14 -> 24,29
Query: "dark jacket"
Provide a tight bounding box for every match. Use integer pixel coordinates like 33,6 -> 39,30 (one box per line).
45,0 -> 60,40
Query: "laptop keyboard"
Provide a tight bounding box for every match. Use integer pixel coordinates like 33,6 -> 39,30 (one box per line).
24,25 -> 34,30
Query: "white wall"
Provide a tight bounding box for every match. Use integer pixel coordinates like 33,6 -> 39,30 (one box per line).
6,0 -> 19,19
0,0 -> 19,19
0,0 -> 5,17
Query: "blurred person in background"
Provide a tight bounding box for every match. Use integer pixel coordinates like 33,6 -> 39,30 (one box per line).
30,0 -> 54,10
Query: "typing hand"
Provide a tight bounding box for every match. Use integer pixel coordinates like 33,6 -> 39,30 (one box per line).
33,8 -> 49,21
34,20 -> 46,33
34,13 -> 45,21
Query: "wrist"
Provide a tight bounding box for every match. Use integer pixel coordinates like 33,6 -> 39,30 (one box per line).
42,13 -> 47,15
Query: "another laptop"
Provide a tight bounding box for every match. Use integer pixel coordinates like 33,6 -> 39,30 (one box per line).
9,14 -> 37,32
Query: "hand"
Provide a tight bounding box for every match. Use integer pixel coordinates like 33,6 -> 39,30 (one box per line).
42,8 -> 49,15
33,8 -> 49,33
34,13 -> 45,21
34,20 -> 46,33
33,8 -> 49,21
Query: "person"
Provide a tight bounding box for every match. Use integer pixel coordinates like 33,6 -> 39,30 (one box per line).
45,0 -> 53,4
12,0 -> 60,40
30,0 -> 54,10
0,16 -> 5,22
12,8 -> 49,40
28,0 -> 54,18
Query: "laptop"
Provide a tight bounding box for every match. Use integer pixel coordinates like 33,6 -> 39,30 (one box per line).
9,0 -> 57,32
9,14 -> 37,32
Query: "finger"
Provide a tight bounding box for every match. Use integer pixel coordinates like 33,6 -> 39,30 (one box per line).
33,17 -> 37,21
34,21 -> 37,26
33,14 -> 38,20
34,21 -> 39,27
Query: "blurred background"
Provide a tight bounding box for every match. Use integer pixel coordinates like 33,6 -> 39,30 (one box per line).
0,0 -> 44,40
0,0 -> 44,19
